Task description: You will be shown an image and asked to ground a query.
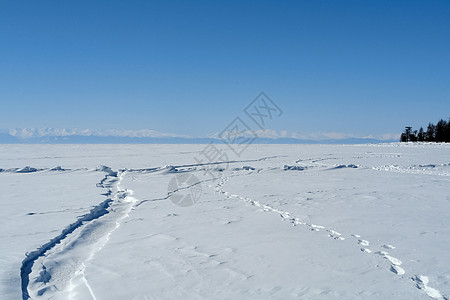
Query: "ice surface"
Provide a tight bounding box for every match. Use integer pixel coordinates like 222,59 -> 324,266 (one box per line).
1,143 -> 449,299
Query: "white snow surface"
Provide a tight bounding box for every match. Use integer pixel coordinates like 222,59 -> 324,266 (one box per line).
1,143 -> 450,299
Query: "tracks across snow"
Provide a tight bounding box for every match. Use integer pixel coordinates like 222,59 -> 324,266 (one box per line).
214,174 -> 348,241
14,155 -> 447,299
213,172 -> 446,300
20,166 -> 137,299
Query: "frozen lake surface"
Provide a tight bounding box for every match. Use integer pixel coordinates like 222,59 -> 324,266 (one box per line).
1,143 -> 449,299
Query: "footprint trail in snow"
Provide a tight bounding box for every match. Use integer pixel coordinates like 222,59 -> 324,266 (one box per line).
213,171 -> 446,300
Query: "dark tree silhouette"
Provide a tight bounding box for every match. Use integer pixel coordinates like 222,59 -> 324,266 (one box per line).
446,119 -> 450,143
426,123 -> 436,142
417,127 -> 425,142
410,130 -> 418,142
400,133 -> 407,142
404,126 -> 412,142
401,119 -> 449,143
435,119 -> 447,142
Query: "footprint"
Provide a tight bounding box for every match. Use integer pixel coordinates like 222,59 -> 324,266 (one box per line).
390,265 -> 405,275
311,224 -> 325,230
293,218 -> 305,226
375,251 -> 407,276
361,248 -> 372,253
358,239 -> 370,247
280,212 -> 291,219
327,230 -> 345,240
351,234 -> 361,238
382,244 -> 396,249
386,255 -> 402,266
262,205 -> 271,211
376,251 -> 402,266
328,230 -> 341,236
412,275 -> 443,299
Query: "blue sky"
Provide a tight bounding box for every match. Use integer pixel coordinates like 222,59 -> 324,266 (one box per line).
1,0 -> 449,139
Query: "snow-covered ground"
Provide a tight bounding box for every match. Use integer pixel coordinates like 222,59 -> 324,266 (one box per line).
1,143 -> 449,299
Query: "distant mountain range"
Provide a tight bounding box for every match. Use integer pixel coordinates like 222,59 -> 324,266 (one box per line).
0,131 -> 395,144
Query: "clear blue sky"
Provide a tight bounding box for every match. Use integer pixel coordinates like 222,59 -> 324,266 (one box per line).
1,0 -> 449,138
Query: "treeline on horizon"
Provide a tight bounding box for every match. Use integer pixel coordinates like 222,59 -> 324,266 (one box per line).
400,118 -> 450,142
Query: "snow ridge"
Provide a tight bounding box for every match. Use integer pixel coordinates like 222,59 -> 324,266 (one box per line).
20,197 -> 113,300
20,167 -> 135,299
0,166 -> 76,173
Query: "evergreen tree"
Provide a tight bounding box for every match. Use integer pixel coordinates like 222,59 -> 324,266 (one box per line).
426,123 -> 435,142
403,126 -> 412,142
400,133 -> 407,142
435,119 -> 446,142
417,127 -> 425,142
410,130 -> 418,142
445,119 -> 450,143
